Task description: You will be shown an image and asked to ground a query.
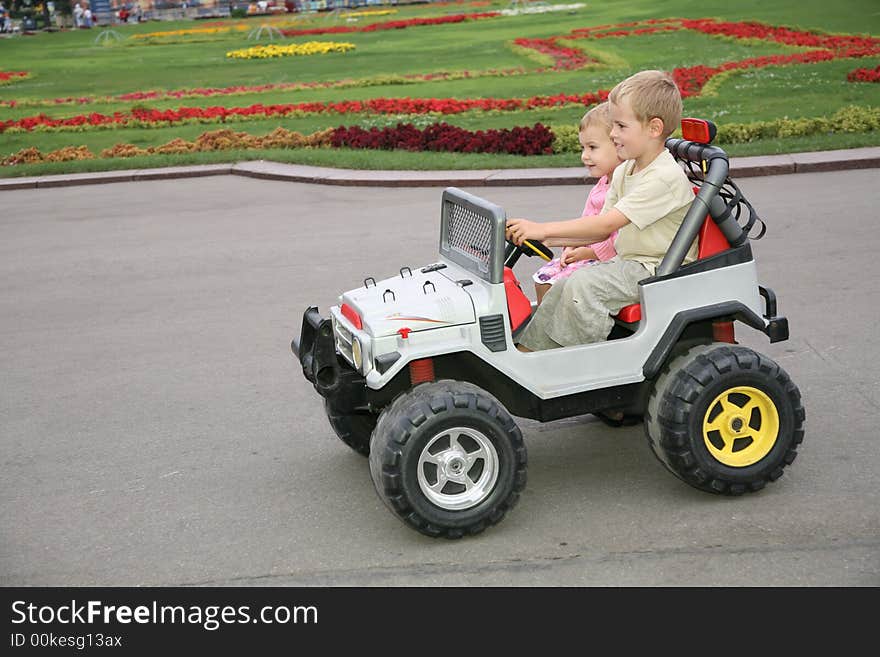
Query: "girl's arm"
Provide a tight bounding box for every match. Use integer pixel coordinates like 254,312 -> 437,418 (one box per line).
562,246 -> 598,265
506,209 -> 629,246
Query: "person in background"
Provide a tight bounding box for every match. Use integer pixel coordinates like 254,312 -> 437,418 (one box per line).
73,1 -> 84,27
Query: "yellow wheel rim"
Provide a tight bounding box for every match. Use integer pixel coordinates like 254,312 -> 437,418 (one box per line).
702,386 -> 779,467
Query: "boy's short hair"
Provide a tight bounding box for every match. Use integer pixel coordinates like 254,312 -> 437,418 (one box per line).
608,70 -> 682,137
579,101 -> 612,133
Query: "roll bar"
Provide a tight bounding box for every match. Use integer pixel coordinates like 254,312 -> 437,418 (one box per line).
657,138 -> 753,276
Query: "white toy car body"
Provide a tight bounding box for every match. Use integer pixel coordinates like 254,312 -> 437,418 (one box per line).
292,121 -> 804,538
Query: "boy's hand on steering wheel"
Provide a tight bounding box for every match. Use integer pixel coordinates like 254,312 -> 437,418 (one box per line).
506,218 -> 547,246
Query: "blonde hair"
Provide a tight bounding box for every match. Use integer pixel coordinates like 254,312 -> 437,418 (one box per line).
608,70 -> 682,137
579,101 -> 612,134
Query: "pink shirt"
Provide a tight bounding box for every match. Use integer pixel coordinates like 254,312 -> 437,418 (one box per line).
581,175 -> 617,261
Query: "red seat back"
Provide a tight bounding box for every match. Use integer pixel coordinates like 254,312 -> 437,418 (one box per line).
615,198 -> 731,323
697,212 -> 729,258
504,267 -> 532,332
692,185 -> 730,258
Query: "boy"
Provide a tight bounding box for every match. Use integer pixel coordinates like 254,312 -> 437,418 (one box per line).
506,69 -> 698,352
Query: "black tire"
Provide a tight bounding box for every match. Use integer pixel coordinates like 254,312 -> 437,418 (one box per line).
368,380 -> 527,539
324,398 -> 377,457
645,343 -> 805,495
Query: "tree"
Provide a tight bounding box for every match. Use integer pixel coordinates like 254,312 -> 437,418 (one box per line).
10,0 -> 52,27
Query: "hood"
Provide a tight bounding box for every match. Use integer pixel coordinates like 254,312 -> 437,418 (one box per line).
339,266 -> 476,338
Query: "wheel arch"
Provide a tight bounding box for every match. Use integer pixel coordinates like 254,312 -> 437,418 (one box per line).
643,301 -> 771,380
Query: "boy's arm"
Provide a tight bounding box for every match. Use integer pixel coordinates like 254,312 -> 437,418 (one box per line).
544,237 -> 597,247
506,209 -> 629,246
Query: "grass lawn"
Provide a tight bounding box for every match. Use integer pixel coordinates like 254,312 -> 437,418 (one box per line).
1,0 -> 878,177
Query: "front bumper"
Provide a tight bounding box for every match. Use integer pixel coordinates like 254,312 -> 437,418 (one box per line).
292,306 -> 367,413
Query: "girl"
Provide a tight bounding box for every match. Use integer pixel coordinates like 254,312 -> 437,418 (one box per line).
533,102 -> 623,304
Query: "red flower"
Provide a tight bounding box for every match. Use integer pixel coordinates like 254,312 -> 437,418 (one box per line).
513,37 -> 596,70
279,12 -> 500,38
848,65 -> 880,82
0,71 -> 29,82
330,122 -> 554,155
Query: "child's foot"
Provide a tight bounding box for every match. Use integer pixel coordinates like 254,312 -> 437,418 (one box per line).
593,410 -> 641,427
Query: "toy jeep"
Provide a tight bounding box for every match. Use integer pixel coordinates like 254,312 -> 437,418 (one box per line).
292,119 -> 805,539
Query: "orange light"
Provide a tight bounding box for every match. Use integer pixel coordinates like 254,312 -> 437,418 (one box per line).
681,118 -> 717,144
341,303 -> 362,330
713,320 -> 736,344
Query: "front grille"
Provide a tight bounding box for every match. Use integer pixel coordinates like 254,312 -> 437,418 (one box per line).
444,200 -> 493,273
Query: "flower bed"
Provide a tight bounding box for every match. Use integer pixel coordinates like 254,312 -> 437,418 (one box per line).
5,106 -> 879,167
0,123 -> 551,165
132,24 -> 250,39
130,11 -> 493,42
512,37 -> 595,70
4,17 -> 879,162
226,41 -> 356,60
1,67 -> 537,109
847,65 -> 880,83
6,18 -> 876,112
0,92 -> 607,134
0,71 -> 31,86
564,18 -> 880,96
341,9 -> 397,18
331,122 -> 554,155
278,12 -> 500,37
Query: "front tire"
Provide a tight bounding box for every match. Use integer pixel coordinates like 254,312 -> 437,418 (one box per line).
368,380 -> 527,539
645,343 -> 805,495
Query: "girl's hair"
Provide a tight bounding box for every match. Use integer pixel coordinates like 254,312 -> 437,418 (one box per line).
579,102 -> 612,133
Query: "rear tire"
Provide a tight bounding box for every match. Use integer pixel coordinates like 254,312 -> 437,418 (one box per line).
369,380 -> 527,539
324,398 -> 376,457
645,343 -> 805,495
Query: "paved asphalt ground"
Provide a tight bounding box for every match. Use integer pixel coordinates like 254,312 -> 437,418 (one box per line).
2,169 -> 878,586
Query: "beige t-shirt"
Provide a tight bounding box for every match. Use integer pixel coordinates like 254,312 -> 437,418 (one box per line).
602,149 -> 698,274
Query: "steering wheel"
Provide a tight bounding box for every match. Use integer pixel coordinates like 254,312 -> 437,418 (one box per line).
504,237 -> 553,268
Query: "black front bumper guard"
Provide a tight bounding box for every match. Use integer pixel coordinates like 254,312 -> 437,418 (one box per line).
291,306 -> 367,413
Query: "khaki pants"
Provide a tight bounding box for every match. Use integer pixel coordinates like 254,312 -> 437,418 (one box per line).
517,258 -> 651,350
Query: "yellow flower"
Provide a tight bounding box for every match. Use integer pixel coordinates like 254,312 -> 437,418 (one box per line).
133,25 -> 249,39
226,41 -> 356,60
340,9 -> 397,18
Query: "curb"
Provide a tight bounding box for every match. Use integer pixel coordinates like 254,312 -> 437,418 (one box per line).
2,146 -> 879,191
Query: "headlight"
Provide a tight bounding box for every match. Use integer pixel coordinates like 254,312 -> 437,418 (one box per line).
351,336 -> 363,371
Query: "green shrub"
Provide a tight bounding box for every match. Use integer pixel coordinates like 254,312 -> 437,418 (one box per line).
552,106 -> 880,152
549,123 -> 580,155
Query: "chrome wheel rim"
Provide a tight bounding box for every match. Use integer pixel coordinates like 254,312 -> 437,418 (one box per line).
417,427 -> 499,511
